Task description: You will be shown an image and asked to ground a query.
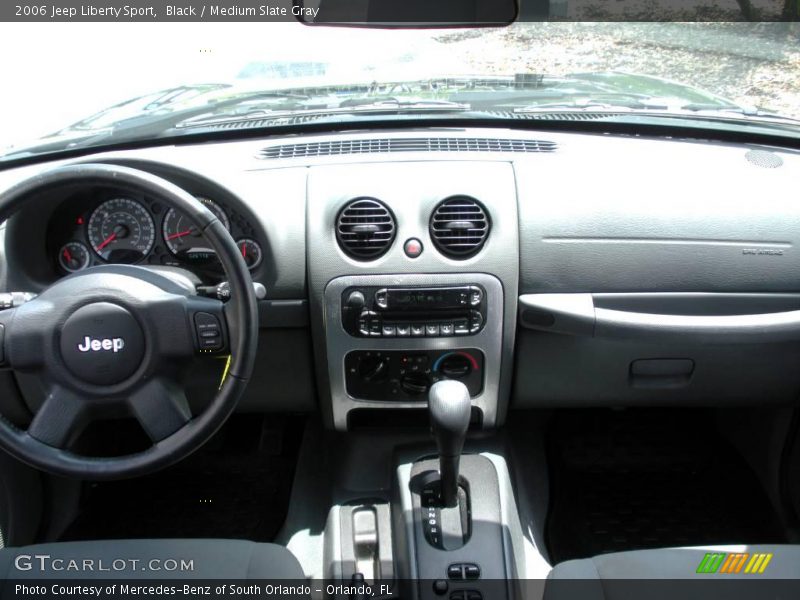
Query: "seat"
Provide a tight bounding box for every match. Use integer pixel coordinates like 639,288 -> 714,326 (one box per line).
544,545 -> 800,600
0,539 -> 305,579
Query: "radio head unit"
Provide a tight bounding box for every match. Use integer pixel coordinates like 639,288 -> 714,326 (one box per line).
341,285 -> 487,338
374,286 -> 482,311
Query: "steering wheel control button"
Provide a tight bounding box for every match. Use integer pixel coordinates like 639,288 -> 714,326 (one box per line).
447,563 -> 480,582
194,312 -> 223,352
404,237 -> 423,258
464,564 -> 481,579
447,564 -> 464,580
60,302 -> 144,385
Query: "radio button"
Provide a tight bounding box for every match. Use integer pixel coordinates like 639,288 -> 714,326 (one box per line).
469,286 -> 483,306
347,290 -> 366,308
440,323 -> 454,336
382,325 -> 397,337
454,319 -> 470,335
375,289 -> 388,309
411,324 -> 425,337
369,320 -> 382,337
359,310 -> 376,336
425,324 -> 440,337
470,310 -> 484,333
396,324 -> 411,336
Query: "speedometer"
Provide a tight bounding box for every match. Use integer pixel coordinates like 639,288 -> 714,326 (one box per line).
88,198 -> 155,263
162,197 -> 230,263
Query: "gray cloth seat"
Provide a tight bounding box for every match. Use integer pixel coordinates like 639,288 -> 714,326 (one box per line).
545,545 -> 800,600
0,539 -> 305,579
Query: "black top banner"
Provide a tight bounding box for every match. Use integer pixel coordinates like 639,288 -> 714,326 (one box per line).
2,0 -> 800,23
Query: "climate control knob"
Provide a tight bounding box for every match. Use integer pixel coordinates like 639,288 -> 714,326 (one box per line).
358,355 -> 390,383
438,353 -> 472,378
400,372 -> 431,395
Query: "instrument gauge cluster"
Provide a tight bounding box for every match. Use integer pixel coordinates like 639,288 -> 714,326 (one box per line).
162,197 -> 231,264
46,188 -> 263,281
88,197 -> 156,263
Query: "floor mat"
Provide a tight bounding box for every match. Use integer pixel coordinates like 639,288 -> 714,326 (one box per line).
546,409 -> 787,563
61,416 -> 305,542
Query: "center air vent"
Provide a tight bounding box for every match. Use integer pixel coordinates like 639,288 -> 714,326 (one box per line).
336,198 -> 396,259
430,197 -> 490,259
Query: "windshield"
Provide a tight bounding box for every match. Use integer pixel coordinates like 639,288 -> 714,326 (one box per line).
1,21 -> 799,160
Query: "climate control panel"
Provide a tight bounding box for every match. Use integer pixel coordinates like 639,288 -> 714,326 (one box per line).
341,285 -> 487,338
345,349 -> 483,401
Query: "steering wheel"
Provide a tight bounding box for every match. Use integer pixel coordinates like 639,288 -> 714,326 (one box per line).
0,164 -> 258,480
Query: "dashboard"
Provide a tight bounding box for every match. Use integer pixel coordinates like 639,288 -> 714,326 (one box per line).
2,127 -> 800,427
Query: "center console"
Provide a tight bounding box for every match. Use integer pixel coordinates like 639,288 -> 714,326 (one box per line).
340,283 -> 487,401
322,273 -> 505,430
304,159 -> 522,596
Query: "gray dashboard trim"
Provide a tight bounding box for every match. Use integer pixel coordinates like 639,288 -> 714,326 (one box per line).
305,160 -> 519,431
520,292 -> 800,344
516,135 -> 800,294
258,299 -> 309,328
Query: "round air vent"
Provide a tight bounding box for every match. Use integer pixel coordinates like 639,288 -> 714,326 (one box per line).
429,196 -> 490,259
336,198 -> 396,259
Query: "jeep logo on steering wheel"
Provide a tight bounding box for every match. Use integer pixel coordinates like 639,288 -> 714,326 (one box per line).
77,336 -> 125,353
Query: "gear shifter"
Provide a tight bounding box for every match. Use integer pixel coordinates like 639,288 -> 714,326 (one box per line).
428,379 -> 471,507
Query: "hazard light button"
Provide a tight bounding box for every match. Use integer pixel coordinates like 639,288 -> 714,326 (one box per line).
404,238 -> 423,258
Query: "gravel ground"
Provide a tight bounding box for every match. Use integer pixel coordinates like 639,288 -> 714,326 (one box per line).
438,23 -> 800,118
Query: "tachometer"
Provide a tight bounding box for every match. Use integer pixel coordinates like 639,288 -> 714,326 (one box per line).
162,197 -> 230,263
88,198 -> 155,263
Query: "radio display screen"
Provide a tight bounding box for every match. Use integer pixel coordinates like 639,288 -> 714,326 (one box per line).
387,287 -> 469,310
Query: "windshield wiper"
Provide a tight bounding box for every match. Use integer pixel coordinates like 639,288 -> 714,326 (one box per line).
177,98 -> 471,129
519,102 -> 800,125
676,103 -> 800,124
512,92 -> 683,112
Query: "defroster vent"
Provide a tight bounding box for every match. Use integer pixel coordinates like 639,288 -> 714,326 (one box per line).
258,137 -> 557,159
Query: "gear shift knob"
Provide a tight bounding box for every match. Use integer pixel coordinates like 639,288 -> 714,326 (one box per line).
428,379 -> 471,507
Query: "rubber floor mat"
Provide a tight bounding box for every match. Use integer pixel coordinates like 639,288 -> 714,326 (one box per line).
546,409 -> 787,563
61,416 -> 305,542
